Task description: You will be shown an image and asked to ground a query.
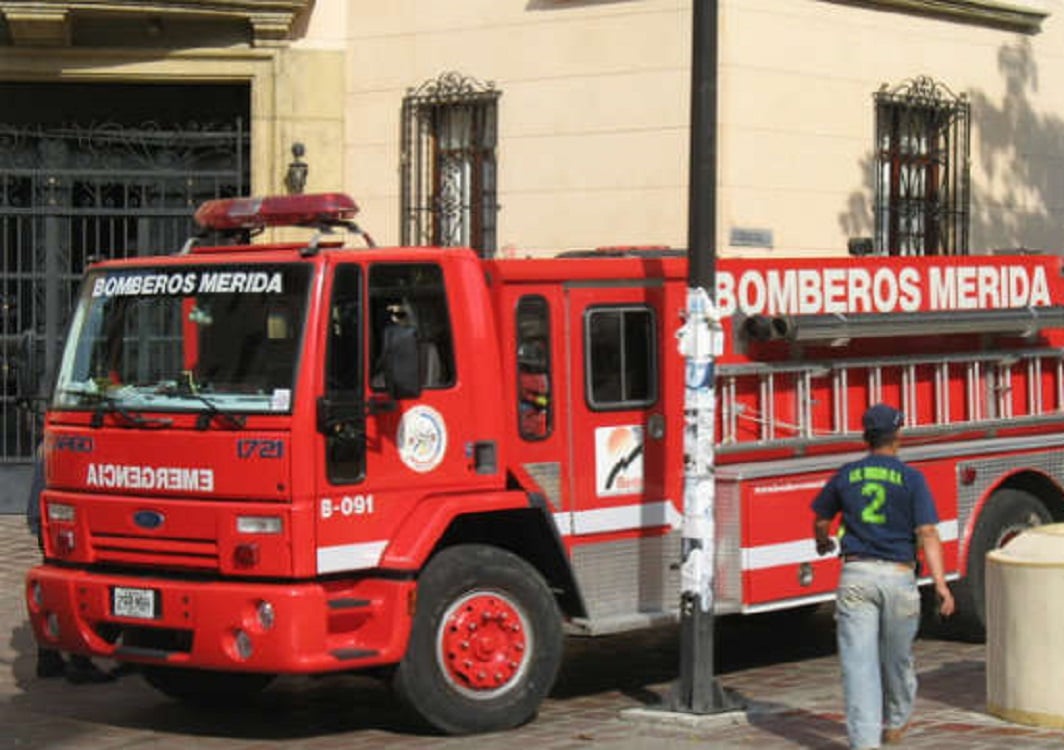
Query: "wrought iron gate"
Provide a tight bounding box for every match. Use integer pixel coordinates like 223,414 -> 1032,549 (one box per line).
0,116 -> 248,511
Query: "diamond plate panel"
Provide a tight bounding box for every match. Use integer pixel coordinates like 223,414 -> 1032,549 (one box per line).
957,447 -> 1064,541
716,477 -> 743,613
570,481 -> 744,627
523,461 -> 562,510
571,531 -> 680,621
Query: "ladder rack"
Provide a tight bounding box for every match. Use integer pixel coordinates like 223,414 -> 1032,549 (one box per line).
717,348 -> 1064,451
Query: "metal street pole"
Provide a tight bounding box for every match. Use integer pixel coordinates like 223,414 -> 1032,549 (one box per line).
674,0 -> 727,713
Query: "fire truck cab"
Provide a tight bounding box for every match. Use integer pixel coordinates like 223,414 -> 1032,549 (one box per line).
26,193 -> 1064,734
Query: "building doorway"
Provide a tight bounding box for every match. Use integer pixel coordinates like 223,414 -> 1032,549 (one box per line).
0,81 -> 250,512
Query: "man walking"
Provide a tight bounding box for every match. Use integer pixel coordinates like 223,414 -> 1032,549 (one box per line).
812,403 -> 955,749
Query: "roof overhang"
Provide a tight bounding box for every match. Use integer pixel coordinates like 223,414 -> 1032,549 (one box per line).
0,0 -> 311,46
821,0 -> 1050,33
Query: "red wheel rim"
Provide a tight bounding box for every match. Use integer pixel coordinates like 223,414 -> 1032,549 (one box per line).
437,590 -> 531,698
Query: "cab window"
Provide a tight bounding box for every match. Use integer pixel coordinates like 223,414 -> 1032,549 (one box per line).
516,295 -> 551,440
369,263 -> 455,390
585,306 -> 656,410
323,264 -> 363,483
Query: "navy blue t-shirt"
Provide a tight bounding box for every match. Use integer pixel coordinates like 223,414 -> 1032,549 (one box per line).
811,454 -> 939,563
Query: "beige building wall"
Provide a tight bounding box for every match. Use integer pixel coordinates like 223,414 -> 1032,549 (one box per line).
723,0 -> 1064,257
284,1 -> 347,197
344,0 -> 690,253
340,0 -> 1064,257
6,2 -> 1055,257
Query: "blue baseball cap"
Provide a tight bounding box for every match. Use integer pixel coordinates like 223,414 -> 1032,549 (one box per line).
862,403 -> 904,436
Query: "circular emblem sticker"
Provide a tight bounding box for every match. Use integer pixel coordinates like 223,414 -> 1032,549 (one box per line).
397,405 -> 448,473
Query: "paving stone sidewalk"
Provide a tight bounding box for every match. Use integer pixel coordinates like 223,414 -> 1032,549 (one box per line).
3,514 -> 1063,749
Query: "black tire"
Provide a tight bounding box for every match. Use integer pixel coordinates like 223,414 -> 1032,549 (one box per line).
393,544 -> 563,735
142,666 -> 274,706
954,488 -> 1051,639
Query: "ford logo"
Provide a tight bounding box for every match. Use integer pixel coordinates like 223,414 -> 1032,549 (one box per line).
133,510 -> 165,530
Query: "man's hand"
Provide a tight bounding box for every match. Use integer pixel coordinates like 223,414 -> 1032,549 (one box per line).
813,516 -> 837,556
918,524 -> 955,618
935,580 -> 955,618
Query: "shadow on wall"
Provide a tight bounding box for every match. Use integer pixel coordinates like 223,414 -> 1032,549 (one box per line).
525,0 -> 640,9
838,40 -> 1064,255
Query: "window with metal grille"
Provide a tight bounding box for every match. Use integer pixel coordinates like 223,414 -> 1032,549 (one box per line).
874,76 -> 971,256
400,72 -> 500,257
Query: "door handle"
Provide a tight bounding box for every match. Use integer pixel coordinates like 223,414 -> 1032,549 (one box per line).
648,413 -> 665,440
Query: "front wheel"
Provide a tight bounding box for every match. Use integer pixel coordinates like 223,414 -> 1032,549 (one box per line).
954,488 -> 1051,639
393,544 -> 563,735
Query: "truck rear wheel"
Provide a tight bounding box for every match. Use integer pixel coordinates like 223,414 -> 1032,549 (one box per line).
393,544 -> 563,735
954,488 -> 1050,639
142,666 -> 274,706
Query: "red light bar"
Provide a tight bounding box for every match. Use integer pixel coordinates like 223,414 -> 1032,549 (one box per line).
194,193 -> 359,232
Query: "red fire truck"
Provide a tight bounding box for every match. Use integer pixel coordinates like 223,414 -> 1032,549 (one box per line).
26,193 -> 1064,733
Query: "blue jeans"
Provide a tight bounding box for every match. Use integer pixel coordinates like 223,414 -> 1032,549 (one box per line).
835,561 -> 920,749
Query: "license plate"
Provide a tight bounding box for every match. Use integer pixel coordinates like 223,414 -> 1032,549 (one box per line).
112,586 -> 156,619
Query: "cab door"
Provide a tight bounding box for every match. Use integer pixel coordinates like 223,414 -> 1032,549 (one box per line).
315,261 -> 382,573
563,282 -> 680,624
314,259 -> 469,577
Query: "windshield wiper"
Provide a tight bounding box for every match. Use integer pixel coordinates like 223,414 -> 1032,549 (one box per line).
156,382 -> 246,430
189,392 -> 246,430
61,390 -> 174,430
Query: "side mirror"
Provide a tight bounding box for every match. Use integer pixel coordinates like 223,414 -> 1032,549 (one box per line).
381,324 -> 422,400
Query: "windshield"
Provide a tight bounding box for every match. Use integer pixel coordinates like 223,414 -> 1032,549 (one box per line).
54,264 -> 312,415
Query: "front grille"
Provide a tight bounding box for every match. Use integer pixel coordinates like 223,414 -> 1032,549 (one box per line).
96,623 -> 194,655
91,532 -> 219,571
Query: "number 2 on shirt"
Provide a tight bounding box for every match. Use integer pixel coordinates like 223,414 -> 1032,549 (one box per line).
860,482 -> 887,524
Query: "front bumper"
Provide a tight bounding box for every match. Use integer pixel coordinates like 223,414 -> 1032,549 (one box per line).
25,564 -> 414,674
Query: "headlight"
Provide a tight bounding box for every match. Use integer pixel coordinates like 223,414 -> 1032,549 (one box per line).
47,503 -> 75,522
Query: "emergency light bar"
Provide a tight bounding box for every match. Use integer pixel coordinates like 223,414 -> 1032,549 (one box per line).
194,193 -> 359,232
